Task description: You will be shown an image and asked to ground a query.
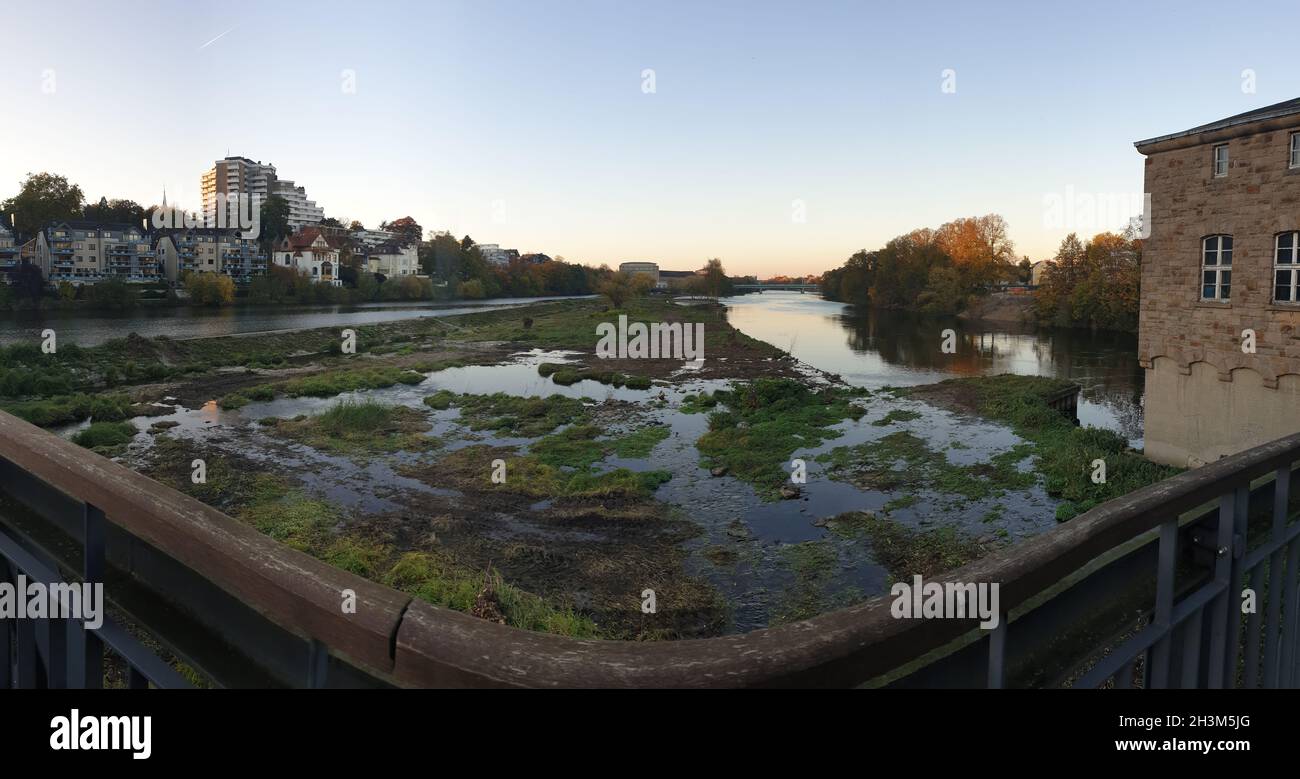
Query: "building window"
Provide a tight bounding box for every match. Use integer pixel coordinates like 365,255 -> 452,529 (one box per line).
1292,133 -> 1300,169
1275,232 -> 1300,303
1202,235 -> 1233,301
1214,144 -> 1229,177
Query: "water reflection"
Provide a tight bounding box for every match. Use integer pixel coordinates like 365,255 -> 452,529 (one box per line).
723,292 -> 1144,442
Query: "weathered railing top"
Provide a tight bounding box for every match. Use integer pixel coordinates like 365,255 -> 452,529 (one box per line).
1,409 -> 1298,688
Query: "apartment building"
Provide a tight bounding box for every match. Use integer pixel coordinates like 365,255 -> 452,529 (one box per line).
200,157 -> 276,226
352,228 -> 403,249
155,229 -> 268,284
271,179 -> 324,231
275,227 -> 344,286
1135,97 -> 1300,466
365,242 -> 420,277
200,156 -> 323,231
33,222 -> 159,285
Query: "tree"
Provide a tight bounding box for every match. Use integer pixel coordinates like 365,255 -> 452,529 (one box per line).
258,195 -> 291,247
381,216 -> 422,246
597,271 -> 652,308
12,262 -> 46,302
702,258 -> 733,298
348,220 -> 365,232
184,272 -> 236,306
319,216 -> 345,229
2,172 -> 85,236
83,197 -> 145,226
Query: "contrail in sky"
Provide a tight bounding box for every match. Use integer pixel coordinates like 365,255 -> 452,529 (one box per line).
199,26 -> 237,50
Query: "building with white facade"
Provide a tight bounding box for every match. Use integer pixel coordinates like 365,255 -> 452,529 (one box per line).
275,227 -> 343,286
365,242 -> 420,277
352,228 -> 403,249
271,179 -> 325,231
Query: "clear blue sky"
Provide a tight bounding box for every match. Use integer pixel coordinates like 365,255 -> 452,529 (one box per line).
2,0 -> 1298,276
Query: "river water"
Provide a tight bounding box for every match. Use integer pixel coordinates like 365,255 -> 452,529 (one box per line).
0,295 -> 592,347
56,290 -> 1145,633
722,292 -> 1145,443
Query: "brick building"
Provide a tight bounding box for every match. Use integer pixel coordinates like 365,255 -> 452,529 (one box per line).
1136,98 -> 1300,466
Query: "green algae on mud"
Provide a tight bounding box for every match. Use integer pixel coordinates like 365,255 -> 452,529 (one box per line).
70,420 -> 137,456
818,431 -> 1035,503
692,378 -> 867,500
905,374 -> 1180,520
137,435 -> 600,638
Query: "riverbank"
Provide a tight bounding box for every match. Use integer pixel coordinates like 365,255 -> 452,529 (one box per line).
0,295 -> 1175,653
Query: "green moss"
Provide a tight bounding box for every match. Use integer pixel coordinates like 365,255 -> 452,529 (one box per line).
429,392 -> 589,437
872,409 -> 923,426
883,494 -> 918,512
694,378 -> 865,500
611,425 -> 670,458
913,375 -> 1181,520
818,431 -> 1034,503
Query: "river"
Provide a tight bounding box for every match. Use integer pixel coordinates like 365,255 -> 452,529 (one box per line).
722,291 -> 1144,443
0,295 -> 593,347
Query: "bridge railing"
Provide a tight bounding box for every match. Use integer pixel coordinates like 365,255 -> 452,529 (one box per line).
1,408 -> 1297,688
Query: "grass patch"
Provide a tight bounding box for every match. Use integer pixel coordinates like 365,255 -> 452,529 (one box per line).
384,552 -> 598,637
825,511 -> 985,580
2,393 -> 135,427
611,425 -> 670,458
70,421 -> 136,454
426,444 -> 671,500
694,378 -> 865,500
910,375 -> 1180,520
221,365 -> 427,408
771,541 -> 861,625
818,431 -> 1035,503
264,399 -> 438,457
426,391 -> 588,437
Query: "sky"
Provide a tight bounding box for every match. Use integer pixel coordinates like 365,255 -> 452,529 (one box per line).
2,0 -> 1300,277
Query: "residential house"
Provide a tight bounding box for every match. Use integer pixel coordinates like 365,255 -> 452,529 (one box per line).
365,242 -> 420,278
275,227 -> 344,286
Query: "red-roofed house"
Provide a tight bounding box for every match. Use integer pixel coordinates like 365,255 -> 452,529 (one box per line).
275,227 -> 343,286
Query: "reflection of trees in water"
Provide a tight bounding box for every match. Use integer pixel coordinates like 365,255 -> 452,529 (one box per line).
837,306 -> 1145,431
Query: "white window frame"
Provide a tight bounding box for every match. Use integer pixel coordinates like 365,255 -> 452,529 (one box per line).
1291,133 -> 1300,169
1202,235 -> 1233,301
1275,232 -> 1300,304
1214,144 -> 1229,177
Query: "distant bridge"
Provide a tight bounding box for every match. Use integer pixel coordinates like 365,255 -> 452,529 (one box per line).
734,282 -> 821,293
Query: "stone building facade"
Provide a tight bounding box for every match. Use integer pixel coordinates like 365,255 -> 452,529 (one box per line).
1136,98 -> 1300,466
